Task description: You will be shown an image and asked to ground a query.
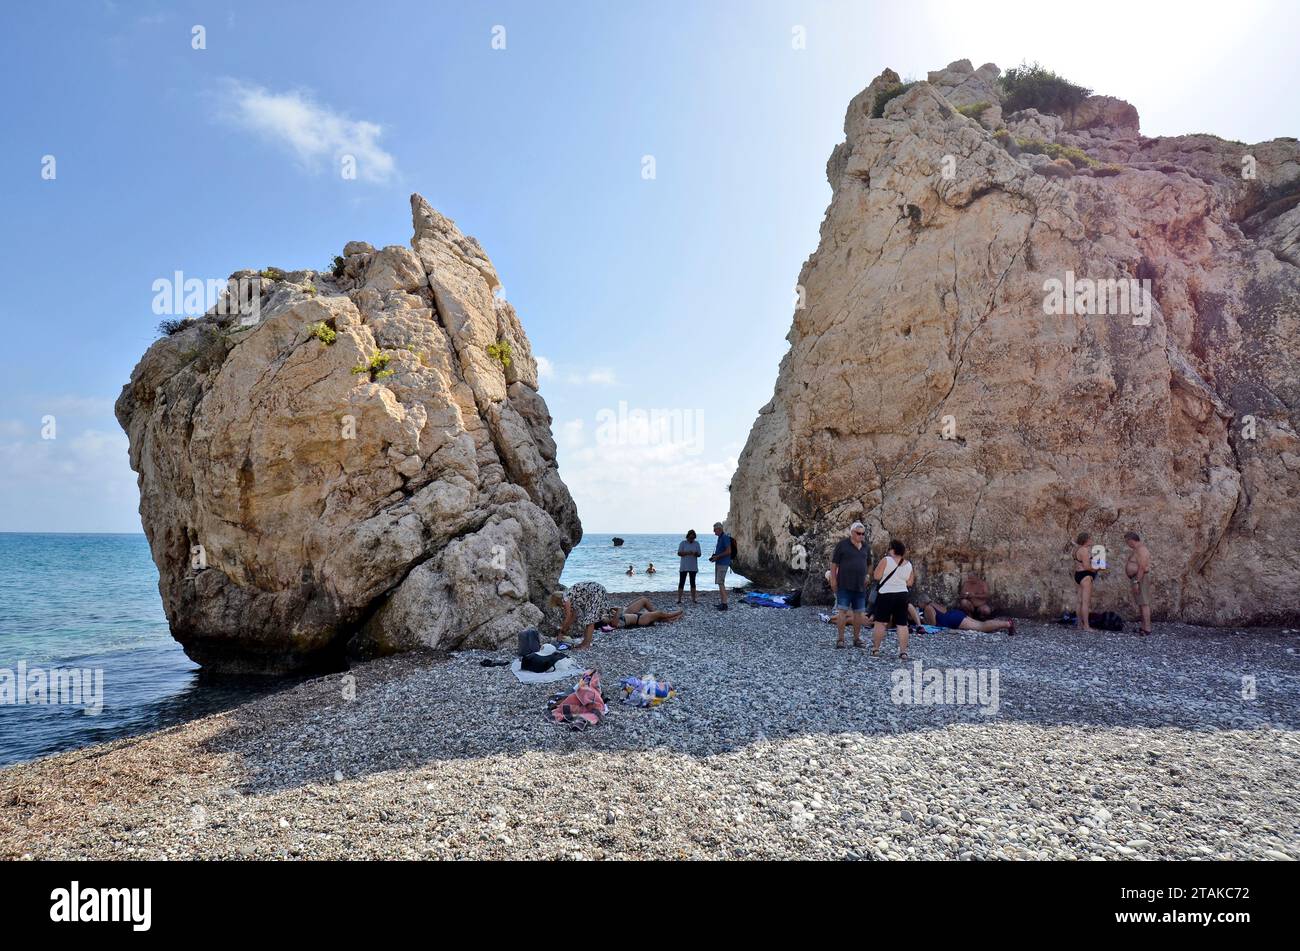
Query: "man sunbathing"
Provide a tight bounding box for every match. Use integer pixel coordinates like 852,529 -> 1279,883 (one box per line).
957,573 -> 991,617
922,599 -> 1016,635
607,596 -> 684,629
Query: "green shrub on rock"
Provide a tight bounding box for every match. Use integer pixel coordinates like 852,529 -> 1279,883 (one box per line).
352,351 -> 394,381
1015,139 -> 1098,168
957,101 -> 992,120
872,81 -> 918,118
999,62 -> 1091,116
486,339 -> 513,369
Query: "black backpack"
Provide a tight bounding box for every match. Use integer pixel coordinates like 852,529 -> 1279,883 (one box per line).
521,650 -> 564,673
517,627 -> 541,657
1089,611 -> 1125,631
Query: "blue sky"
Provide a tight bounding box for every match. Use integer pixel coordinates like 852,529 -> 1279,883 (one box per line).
1,0 -> 1296,534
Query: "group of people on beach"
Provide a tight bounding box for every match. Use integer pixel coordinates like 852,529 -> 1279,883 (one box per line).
550,520 -> 1155,652
826,523 -> 1015,658
550,523 -> 735,649
826,522 -> 1155,655
1074,530 -> 1153,635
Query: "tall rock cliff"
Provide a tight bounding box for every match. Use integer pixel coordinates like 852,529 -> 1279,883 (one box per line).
117,195 -> 581,673
730,60 -> 1300,624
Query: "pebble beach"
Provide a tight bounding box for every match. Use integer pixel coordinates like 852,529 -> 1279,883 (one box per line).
2,595 -> 1297,861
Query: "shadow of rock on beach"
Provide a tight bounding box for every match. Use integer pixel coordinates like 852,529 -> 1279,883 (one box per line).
201,604 -> 1299,795
3,603 -> 1295,860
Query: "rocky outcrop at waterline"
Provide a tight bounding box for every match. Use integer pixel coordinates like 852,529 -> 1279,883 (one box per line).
117,195 -> 581,673
729,59 -> 1300,624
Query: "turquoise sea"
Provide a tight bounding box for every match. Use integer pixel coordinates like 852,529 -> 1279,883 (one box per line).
0,531 -> 746,766
0,534 -> 296,767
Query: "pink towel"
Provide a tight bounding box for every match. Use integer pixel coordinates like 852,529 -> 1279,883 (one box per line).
547,670 -> 607,729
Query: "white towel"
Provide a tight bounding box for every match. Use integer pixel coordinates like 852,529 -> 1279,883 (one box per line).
510,655 -> 586,684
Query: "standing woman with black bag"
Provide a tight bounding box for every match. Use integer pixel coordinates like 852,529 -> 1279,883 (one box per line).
870,540 -> 914,659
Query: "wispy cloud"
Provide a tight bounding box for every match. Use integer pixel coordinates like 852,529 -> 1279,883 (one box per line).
36,395 -> 117,417
215,80 -> 397,183
566,368 -> 616,385
535,356 -> 614,387
0,429 -> 138,532
556,427 -> 738,532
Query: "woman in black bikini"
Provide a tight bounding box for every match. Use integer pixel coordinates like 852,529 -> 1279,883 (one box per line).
1073,532 -> 1096,632
607,597 -> 684,629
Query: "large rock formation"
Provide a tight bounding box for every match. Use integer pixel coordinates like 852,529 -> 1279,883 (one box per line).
730,60 -> 1300,625
117,195 -> 581,672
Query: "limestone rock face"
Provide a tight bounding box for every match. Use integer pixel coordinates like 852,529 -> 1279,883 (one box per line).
117,195 -> 581,672
927,59 -> 1003,129
729,62 -> 1300,625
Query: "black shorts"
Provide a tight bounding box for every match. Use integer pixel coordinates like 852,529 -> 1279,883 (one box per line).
679,570 -> 697,587
874,590 -> 911,627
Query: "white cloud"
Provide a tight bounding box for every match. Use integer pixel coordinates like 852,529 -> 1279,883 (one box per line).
558,418 -> 585,449
565,369 -> 616,385
216,80 -> 397,183
0,429 -> 130,483
36,395 -> 116,417
536,355 -> 555,380
555,420 -> 740,532
0,428 -> 139,531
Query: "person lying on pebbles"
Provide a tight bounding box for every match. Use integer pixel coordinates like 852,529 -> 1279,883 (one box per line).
922,599 -> 1017,636
606,597 -> 684,629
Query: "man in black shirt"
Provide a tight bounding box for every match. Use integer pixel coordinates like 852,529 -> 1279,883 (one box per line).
829,521 -> 870,648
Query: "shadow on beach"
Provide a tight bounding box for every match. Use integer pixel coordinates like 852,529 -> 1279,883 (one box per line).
194,605 -> 1300,797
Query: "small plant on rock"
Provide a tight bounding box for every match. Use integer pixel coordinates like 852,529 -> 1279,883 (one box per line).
1015,139 -> 1098,169
331,255 -> 346,278
352,351 -> 395,381
158,317 -> 190,337
260,267 -> 287,282
486,339 -> 513,370
957,101 -> 992,120
309,321 -> 336,345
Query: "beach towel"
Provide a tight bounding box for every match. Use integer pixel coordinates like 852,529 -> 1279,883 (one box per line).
546,670 -> 607,729
618,676 -> 677,707
742,592 -> 794,609
512,653 -> 586,684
